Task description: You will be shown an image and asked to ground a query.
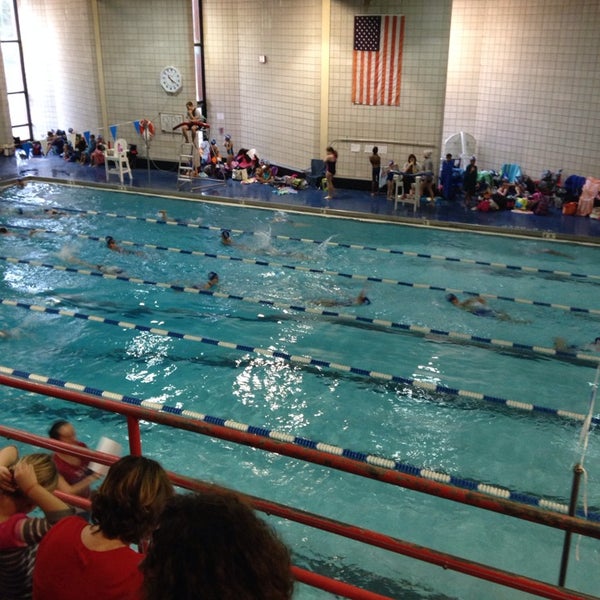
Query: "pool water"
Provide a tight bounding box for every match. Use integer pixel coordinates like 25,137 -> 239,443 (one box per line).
1,182 -> 600,599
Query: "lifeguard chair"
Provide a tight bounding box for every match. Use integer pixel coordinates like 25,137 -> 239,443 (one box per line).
104,138 -> 133,185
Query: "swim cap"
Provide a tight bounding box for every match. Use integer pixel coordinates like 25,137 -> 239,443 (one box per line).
208,271 -> 218,281
221,229 -> 231,239
105,236 -> 114,244
224,134 -> 231,141
446,293 -> 457,302
362,296 -> 371,305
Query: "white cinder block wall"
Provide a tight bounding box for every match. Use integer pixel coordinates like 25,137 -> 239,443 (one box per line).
444,0 -> 600,180
202,1 -> 323,171
327,0 -> 451,180
9,0 -> 600,183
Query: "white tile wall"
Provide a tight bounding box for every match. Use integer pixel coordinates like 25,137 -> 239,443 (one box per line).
327,0 -> 451,180
12,0 -> 600,181
444,0 -> 600,180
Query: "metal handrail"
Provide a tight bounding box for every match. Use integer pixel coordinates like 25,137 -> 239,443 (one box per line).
0,373 -> 597,599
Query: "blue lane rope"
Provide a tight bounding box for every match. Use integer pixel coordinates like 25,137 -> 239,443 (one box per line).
1,198 -> 599,283
1,255 -> 599,366
1,297 -> 597,427
0,363 -> 598,522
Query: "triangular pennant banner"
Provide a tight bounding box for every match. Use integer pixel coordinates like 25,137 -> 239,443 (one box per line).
109,125 -> 117,140
133,121 -> 141,135
83,131 -> 90,145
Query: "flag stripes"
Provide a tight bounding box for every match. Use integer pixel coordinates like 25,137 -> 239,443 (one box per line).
352,15 -> 405,106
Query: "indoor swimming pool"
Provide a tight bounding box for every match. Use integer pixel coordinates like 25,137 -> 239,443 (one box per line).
1,181 -> 600,599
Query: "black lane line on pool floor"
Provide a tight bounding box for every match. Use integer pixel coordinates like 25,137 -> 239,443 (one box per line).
1,254 -> 599,367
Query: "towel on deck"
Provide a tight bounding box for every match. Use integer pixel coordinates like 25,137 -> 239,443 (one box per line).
576,177 -> 600,216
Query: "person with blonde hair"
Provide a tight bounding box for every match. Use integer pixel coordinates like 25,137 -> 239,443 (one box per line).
33,455 -> 173,600
0,446 -> 73,599
142,488 -> 294,600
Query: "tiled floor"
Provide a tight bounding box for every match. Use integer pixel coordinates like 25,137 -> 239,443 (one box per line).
2,153 -> 600,243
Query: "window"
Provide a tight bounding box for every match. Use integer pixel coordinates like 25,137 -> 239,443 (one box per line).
0,0 -> 32,142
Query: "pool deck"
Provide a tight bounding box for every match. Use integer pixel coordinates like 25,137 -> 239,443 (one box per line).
2,153 -> 600,244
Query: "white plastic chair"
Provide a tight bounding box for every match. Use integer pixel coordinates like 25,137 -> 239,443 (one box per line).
104,138 -> 132,184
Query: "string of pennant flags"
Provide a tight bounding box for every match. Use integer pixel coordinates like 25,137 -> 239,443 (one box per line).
80,119 -> 154,146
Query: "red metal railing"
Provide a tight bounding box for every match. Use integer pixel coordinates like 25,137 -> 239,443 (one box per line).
0,372 -> 598,600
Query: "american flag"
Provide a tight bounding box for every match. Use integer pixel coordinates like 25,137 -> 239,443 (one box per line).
352,15 -> 405,106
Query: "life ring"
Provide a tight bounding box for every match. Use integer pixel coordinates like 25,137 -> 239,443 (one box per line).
139,119 -> 155,138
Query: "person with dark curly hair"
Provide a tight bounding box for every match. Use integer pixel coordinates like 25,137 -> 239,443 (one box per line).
32,455 -> 173,600
142,488 -> 294,600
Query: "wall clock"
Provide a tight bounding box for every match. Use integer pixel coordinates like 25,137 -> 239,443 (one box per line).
160,66 -> 182,94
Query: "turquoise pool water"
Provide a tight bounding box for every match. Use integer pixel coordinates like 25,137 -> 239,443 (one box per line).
1,182 -> 600,599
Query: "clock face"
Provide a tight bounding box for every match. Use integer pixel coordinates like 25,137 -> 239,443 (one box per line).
160,66 -> 182,93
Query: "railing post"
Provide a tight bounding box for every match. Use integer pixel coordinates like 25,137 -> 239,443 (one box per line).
558,463 -> 584,587
127,416 -> 142,456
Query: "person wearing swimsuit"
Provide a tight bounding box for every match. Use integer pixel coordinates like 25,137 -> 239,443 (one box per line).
324,146 -> 338,200
446,293 -> 523,322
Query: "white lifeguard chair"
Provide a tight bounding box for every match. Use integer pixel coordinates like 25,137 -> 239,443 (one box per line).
104,138 -> 133,185
393,173 -> 419,214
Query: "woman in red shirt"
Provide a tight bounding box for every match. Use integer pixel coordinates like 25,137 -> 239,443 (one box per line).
33,455 -> 173,600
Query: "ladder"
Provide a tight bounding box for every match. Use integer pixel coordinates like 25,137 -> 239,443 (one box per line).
176,142 -> 197,190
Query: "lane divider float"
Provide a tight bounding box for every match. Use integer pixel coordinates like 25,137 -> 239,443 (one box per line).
0,297 -> 596,427
2,197 -> 599,282
1,255 -> 599,366
0,363 -> 597,522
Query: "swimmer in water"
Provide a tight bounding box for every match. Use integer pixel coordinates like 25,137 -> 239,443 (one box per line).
553,336 -> 600,354
445,293 -> 523,322
314,290 -> 371,307
105,235 -> 124,252
0,226 -> 40,237
42,208 -> 68,218
57,247 -> 125,275
538,248 -> 574,259
220,229 -> 233,246
105,235 -> 142,256
193,271 -> 219,290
